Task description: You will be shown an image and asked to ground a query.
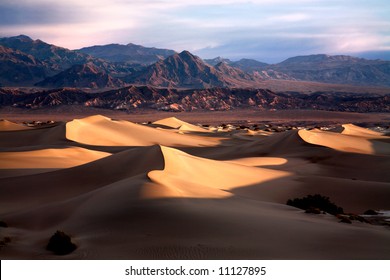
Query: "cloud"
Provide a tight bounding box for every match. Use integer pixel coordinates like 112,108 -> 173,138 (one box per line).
0,0 -> 389,61
0,2 -> 85,25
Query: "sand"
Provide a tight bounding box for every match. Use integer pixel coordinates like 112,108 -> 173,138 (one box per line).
0,115 -> 389,259
0,120 -> 32,131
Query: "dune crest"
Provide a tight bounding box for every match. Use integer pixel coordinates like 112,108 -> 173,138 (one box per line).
341,123 -> 384,137
153,117 -> 210,133
0,147 -> 110,169
147,146 -> 290,199
225,157 -> 288,167
298,128 -> 390,155
0,119 -> 32,131
66,115 -> 218,146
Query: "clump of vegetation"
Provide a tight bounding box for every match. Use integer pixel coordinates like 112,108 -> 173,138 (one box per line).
0,236 -> 11,249
46,230 -> 77,255
364,209 -> 379,215
0,221 -> 8,227
338,216 -> 352,224
304,207 -> 322,214
287,194 -> 344,215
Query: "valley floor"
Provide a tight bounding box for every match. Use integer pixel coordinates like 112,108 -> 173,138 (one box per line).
1,107 -> 389,127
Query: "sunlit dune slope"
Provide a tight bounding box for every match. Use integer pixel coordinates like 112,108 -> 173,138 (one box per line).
66,115 -> 217,146
153,117 -> 209,132
0,147 -> 110,168
298,129 -> 390,155
147,146 -> 291,199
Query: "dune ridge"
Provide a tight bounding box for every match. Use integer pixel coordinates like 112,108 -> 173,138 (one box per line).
66,115 -> 218,146
0,115 -> 389,259
0,119 -> 32,131
298,129 -> 390,155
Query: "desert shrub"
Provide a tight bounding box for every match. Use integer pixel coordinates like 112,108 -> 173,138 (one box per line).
0,236 -> 11,248
287,194 -> 344,215
338,216 -> 352,224
304,207 -> 322,214
364,209 -> 378,215
46,230 -> 77,255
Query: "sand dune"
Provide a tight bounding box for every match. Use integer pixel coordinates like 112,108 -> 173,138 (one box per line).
0,119 -> 32,131
225,157 -> 288,167
341,123 -> 384,137
147,146 -> 290,199
298,129 -> 390,155
1,115 -> 389,260
66,115 -> 217,146
0,147 -> 110,169
153,116 -> 209,132
0,122 -> 68,148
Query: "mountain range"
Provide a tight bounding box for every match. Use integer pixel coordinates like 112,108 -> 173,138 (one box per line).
1,86 -> 388,113
1,35 -> 390,89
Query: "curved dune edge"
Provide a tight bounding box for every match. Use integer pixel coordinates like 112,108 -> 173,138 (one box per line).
0,119 -> 32,131
147,145 -> 291,199
298,129 -> 390,155
341,123 -> 384,137
225,157 -> 288,167
66,115 -> 218,146
153,117 -> 210,133
0,147 -> 111,169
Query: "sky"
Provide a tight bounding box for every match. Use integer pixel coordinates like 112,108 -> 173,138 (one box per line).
1,0 -> 390,63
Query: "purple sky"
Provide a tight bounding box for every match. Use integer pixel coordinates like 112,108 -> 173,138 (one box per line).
1,0 -> 390,63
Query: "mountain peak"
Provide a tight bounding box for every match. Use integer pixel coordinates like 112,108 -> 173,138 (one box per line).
280,54 -> 365,65
78,43 -> 176,65
12,35 -> 33,42
178,50 -> 195,57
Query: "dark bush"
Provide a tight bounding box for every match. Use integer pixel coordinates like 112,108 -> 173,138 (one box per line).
305,207 -> 322,214
338,216 -> 352,224
287,194 -> 344,215
0,236 -> 11,248
46,231 -> 77,255
364,209 -> 379,215
0,221 -> 8,227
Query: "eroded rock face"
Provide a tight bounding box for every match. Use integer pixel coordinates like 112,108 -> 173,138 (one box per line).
3,86 -> 389,113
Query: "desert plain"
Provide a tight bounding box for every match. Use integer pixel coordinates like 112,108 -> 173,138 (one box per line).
0,110 -> 389,259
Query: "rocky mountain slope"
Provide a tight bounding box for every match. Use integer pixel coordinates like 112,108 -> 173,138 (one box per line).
77,43 -> 176,65
0,35 -> 128,75
124,51 -> 263,88
1,86 -> 388,113
35,63 -> 126,89
270,54 -> 390,87
1,35 -> 390,89
0,45 -> 47,86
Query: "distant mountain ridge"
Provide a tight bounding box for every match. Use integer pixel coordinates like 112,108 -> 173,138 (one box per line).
270,54 -> 390,86
77,43 -> 176,65
1,86 -> 388,113
0,45 -> 47,86
124,51 -> 262,88
1,35 -> 390,88
35,63 -> 126,89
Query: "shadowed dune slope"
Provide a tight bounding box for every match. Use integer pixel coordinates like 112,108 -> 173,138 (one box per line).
0,119 -> 32,131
